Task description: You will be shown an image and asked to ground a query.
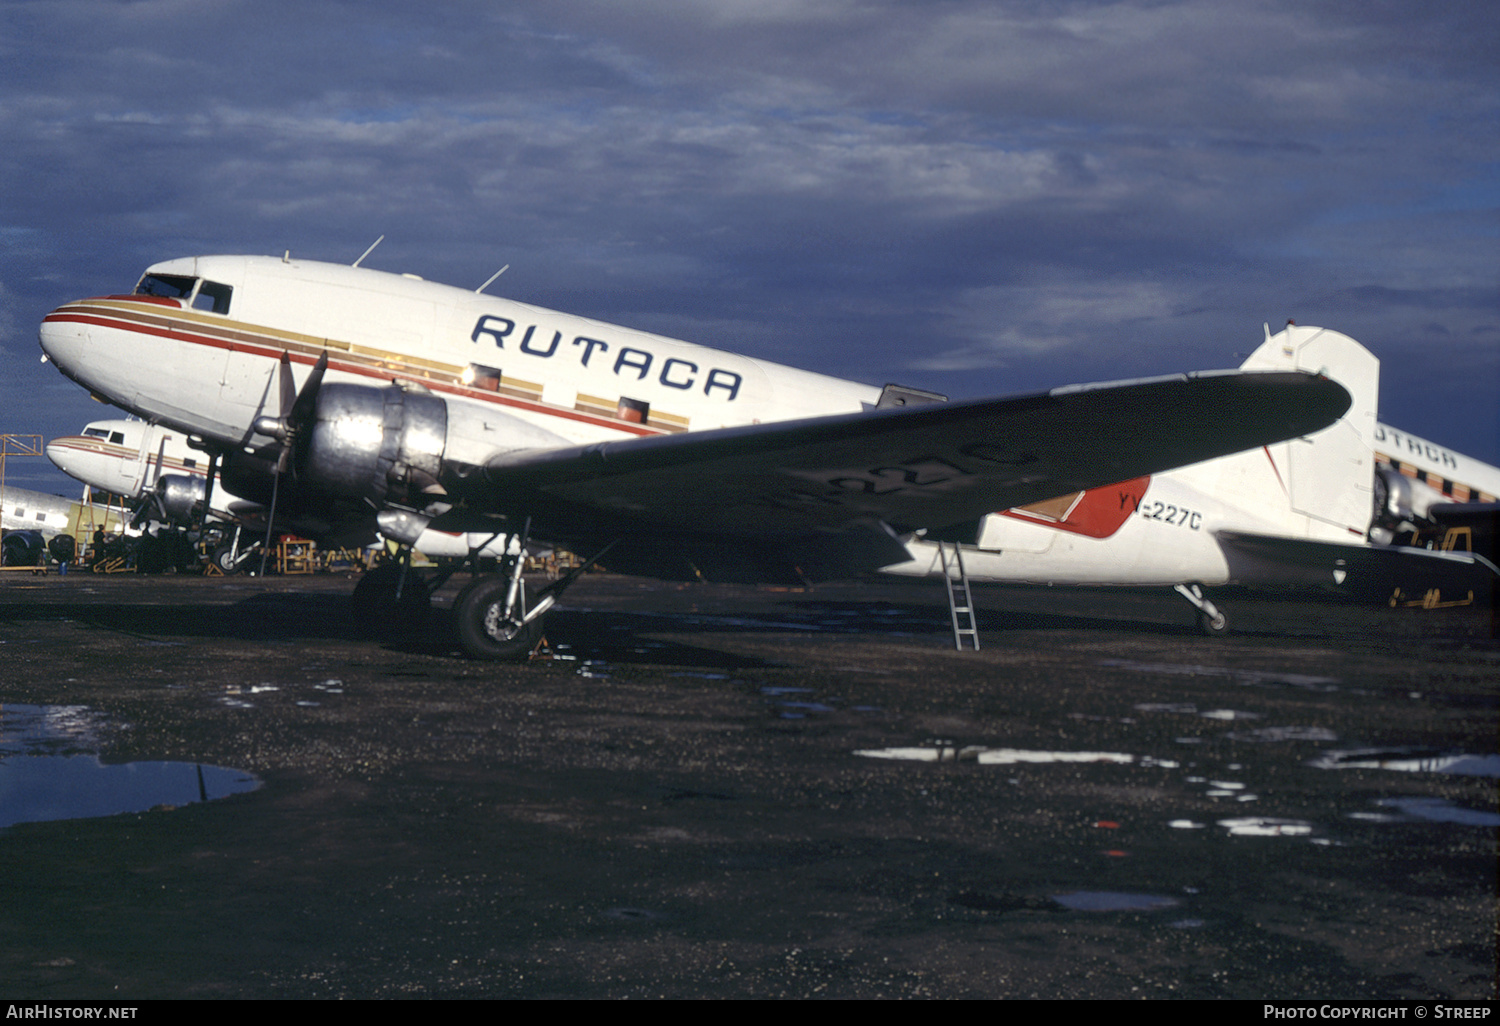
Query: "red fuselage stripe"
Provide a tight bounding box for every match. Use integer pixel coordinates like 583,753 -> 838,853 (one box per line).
44,308 -> 662,438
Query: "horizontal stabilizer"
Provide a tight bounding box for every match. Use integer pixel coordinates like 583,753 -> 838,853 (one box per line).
1218,530 -> 1500,589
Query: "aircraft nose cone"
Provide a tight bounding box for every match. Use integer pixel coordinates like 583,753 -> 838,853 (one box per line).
38,304 -> 89,375
44,436 -> 88,477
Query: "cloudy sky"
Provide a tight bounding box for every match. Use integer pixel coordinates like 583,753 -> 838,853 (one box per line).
2,0 -> 1495,495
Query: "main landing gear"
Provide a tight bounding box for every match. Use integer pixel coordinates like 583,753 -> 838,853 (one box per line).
347,531 -> 614,661
1175,583 -> 1228,635
452,541 -> 616,660
454,573 -> 544,660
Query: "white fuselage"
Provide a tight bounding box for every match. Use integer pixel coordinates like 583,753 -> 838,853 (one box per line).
39,256 -> 886,561
39,256 -> 879,459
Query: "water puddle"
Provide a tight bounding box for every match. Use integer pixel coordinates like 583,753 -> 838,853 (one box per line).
759,686 -> 848,719
775,702 -> 836,719
1103,660 -> 1340,692
654,605 -> 931,636
1217,817 -> 1315,837
0,704 -> 259,829
1226,726 -> 1340,743
1051,891 -> 1181,912
1308,748 -> 1500,777
1368,798 -> 1500,827
853,745 -> 1177,768
1137,704 -> 1331,736
602,907 -> 669,922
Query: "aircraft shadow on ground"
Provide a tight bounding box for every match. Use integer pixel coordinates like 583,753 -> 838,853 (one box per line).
0,585 -> 1267,667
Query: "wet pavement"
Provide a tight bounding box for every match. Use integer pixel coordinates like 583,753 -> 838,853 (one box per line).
0,570 -> 1494,998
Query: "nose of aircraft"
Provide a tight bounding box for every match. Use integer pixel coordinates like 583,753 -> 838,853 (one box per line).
38,302 -> 90,380
44,435 -> 88,479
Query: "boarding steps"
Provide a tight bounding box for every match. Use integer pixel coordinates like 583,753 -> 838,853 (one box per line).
936,541 -> 980,651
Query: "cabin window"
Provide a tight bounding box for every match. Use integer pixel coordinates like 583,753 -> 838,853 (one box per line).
193,280 -> 233,314
135,273 -> 197,299
183,457 -> 197,469
617,397 -> 649,424
462,363 -> 502,392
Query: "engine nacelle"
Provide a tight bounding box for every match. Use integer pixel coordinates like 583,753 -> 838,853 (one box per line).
299,383 -> 571,510
301,383 -> 445,507
150,474 -> 208,524
1370,465 -> 1443,544
1,530 -> 45,566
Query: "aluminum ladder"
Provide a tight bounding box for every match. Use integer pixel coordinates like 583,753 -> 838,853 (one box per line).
936,540 -> 980,651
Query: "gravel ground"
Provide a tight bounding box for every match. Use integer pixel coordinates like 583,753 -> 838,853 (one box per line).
0,570 -> 1494,998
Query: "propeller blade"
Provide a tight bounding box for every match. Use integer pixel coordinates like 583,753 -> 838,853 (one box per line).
259,350 -> 327,576
148,435 -> 167,490
259,462 -> 281,577
288,350 -> 329,428
201,451 -> 218,522
277,351 -> 297,420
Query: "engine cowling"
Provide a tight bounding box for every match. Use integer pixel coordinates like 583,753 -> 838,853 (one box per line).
300,383 -> 445,507
1,530 -> 45,566
1370,465 -> 1440,544
297,383 -> 571,510
149,474 -> 207,524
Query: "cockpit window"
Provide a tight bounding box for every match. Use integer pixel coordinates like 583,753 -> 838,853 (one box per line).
135,273 -> 197,299
192,280 -> 233,315
83,427 -> 109,438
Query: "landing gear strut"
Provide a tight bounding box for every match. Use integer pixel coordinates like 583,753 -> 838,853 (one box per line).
454,537 -> 617,661
1175,583 -> 1228,635
454,573 -> 544,660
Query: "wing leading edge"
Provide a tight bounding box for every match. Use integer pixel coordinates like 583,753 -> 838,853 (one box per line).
450,370 -> 1349,580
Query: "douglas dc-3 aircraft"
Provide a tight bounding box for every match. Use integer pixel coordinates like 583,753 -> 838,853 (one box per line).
48,324 -> 1500,637
0,484 -> 126,566
38,252 -> 1355,657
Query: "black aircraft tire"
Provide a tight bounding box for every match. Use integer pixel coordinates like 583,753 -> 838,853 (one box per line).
351,564 -> 432,640
211,545 -> 242,575
47,534 -> 76,564
455,574 -> 543,661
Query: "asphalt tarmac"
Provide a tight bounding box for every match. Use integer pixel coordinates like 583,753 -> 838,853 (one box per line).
0,569 -> 1494,999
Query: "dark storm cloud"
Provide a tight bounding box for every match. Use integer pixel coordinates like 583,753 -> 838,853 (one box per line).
0,0 -> 1495,496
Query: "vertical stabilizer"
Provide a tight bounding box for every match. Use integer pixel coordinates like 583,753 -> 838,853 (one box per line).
1239,324 -> 1379,539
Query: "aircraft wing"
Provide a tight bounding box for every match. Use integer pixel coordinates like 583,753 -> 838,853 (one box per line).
464,370 -> 1349,573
